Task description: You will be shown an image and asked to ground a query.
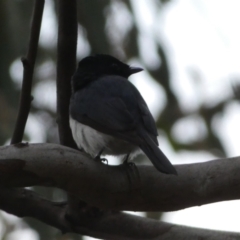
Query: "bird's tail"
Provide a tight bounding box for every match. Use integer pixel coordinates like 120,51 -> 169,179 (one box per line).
139,130 -> 177,175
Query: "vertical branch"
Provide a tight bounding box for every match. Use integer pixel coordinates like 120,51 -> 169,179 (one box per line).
56,0 -> 81,220
11,0 -> 45,144
56,0 -> 78,148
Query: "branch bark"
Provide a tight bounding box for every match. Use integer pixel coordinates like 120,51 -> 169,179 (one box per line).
56,0 -> 78,148
0,187 -> 239,240
11,0 -> 45,144
1,143 -> 240,212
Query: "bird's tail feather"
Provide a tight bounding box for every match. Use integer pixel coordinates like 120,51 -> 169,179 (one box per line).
139,130 -> 177,175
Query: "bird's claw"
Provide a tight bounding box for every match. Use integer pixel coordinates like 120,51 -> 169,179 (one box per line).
100,158 -> 108,164
125,161 -> 135,168
94,156 -> 108,165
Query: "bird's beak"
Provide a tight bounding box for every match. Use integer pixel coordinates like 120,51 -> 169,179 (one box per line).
129,66 -> 143,75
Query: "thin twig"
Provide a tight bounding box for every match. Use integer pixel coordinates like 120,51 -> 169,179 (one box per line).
11,0 -> 45,144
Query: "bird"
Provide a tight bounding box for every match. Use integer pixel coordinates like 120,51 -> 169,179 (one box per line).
69,54 -> 177,175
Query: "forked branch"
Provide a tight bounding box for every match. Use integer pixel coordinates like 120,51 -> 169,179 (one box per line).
11,0 -> 45,144
0,187 -> 239,240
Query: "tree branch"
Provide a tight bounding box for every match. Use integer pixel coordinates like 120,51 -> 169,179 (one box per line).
11,0 -> 45,144
1,143 -> 240,212
0,187 -> 239,240
56,0 -> 78,148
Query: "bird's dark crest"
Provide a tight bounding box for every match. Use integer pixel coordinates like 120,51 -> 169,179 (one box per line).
77,54 -> 130,77
72,54 -> 143,92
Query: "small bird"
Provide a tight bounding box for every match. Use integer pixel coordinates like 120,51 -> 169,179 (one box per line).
69,54 -> 177,175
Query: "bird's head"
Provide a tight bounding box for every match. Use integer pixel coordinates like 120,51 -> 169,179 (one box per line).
72,54 -> 143,91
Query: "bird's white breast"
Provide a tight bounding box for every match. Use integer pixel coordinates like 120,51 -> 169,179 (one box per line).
69,117 -> 139,158
70,117 -> 108,157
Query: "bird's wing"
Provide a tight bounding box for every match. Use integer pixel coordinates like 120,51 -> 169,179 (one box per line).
136,95 -> 159,145
70,94 -> 141,143
70,80 -> 177,174
70,76 -> 159,145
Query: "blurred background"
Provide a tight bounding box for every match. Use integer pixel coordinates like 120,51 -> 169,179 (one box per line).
1,0 -> 240,239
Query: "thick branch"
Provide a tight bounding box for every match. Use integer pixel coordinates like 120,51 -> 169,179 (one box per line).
1,143 -> 240,212
0,187 -> 239,240
56,0 -> 78,148
11,0 -> 45,144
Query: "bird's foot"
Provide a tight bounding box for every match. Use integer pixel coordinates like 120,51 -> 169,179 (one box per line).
94,155 -> 108,165
122,156 -> 140,191
123,153 -> 134,166
122,153 -> 138,173
123,159 -> 136,169
94,148 -> 108,164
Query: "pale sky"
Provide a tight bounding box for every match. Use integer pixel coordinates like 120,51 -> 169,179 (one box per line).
152,0 -> 240,233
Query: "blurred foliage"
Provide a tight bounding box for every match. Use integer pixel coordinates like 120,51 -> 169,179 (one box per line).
0,0 -> 237,239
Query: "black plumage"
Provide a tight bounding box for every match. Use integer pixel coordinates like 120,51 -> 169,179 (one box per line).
69,54 -> 177,175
